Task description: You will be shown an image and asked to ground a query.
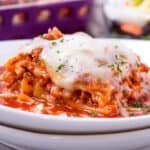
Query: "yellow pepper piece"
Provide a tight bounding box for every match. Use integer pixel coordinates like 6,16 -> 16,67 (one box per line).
33,84 -> 44,98
21,77 -> 33,95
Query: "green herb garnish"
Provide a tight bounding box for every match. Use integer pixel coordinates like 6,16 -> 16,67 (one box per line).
142,107 -> 150,114
52,41 -> 57,46
120,61 -> 127,65
56,50 -> 60,54
129,102 -> 143,108
140,35 -> 150,40
90,111 -> 98,117
129,102 -> 150,114
60,39 -> 64,43
135,61 -> 140,68
108,63 -> 115,70
108,54 -> 128,74
56,64 -> 65,72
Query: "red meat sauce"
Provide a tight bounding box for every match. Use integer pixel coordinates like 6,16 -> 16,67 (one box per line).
0,66 -> 120,118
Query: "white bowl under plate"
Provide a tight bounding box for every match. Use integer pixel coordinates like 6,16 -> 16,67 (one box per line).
0,124 -> 150,150
0,39 -> 150,133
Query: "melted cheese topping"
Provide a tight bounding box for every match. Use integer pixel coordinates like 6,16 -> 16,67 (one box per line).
22,33 -> 138,90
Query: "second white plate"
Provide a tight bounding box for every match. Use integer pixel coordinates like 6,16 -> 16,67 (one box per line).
0,124 -> 150,150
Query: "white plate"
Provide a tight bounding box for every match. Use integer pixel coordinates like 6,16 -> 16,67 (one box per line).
0,39 -> 150,133
0,124 -> 150,150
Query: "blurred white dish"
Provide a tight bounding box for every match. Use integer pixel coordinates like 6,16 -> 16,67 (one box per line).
0,124 -> 150,150
104,0 -> 150,27
0,39 -> 150,133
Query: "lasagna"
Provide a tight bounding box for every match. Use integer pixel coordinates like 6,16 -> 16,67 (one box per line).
0,27 -> 149,117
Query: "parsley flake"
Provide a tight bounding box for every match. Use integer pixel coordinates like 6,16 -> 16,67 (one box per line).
56,64 -> 65,72
129,102 -> 143,108
60,39 -> 64,43
52,41 -> 57,46
108,63 -> 115,70
135,61 -> 140,68
56,50 -> 60,54
90,111 -> 98,117
142,107 -> 150,113
129,102 -> 150,114
120,61 -> 127,65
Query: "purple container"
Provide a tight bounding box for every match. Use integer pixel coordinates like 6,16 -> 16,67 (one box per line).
0,0 -> 93,40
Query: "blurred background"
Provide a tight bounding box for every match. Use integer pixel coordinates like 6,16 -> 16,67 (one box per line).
0,0 -> 149,40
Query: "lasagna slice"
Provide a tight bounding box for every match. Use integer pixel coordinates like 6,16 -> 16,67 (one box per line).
0,27 -> 149,117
